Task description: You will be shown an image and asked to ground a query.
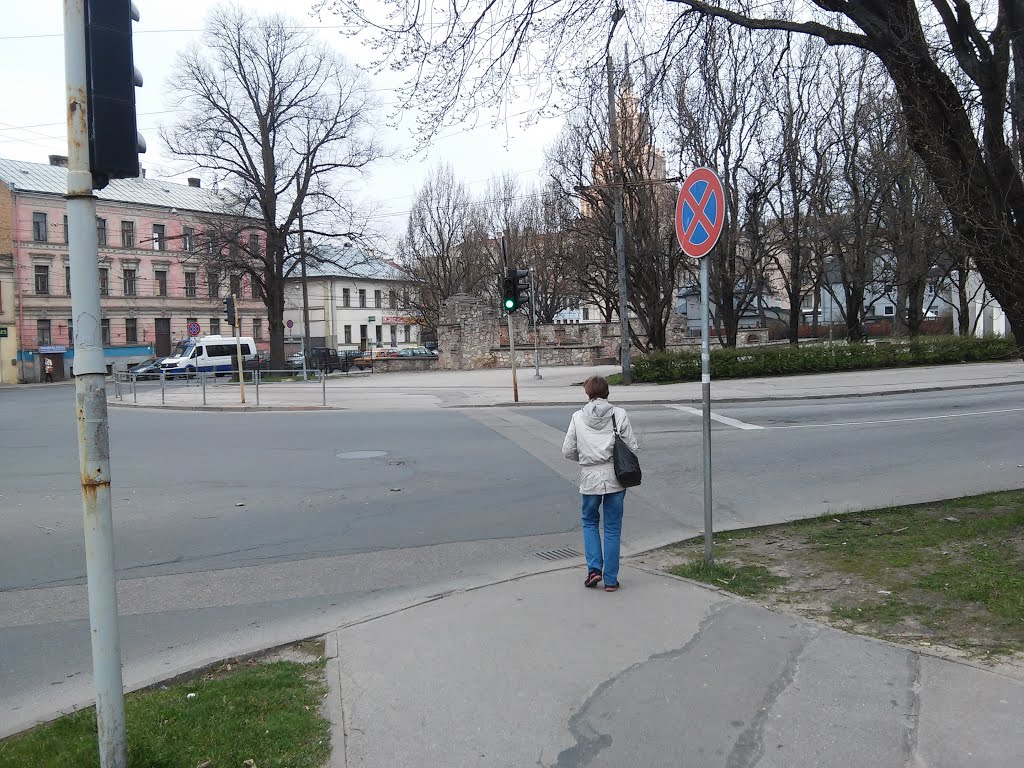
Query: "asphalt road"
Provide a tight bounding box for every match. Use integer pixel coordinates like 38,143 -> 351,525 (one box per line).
1,382 -> 1023,735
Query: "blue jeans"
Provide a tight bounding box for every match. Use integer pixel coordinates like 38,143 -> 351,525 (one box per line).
581,491 -> 626,586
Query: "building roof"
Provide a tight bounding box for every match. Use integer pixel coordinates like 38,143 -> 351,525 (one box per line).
0,157 -> 228,215
290,245 -> 411,282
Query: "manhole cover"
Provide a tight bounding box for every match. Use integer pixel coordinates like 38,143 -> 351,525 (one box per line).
336,450 -> 388,459
533,547 -> 582,562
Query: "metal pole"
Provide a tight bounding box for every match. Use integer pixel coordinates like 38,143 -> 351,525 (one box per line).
160,370 -> 165,405
607,52 -> 632,385
298,179 -> 311,381
234,297 -> 245,403
531,270 -> 542,380
201,371 -> 206,406
255,368 -> 260,405
132,373 -> 136,404
64,2 -> 127,764
321,368 -> 326,406
700,256 -> 713,565
507,312 -> 519,403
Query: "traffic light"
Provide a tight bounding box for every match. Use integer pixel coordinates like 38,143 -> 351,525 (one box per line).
502,274 -> 517,311
224,296 -> 236,328
84,0 -> 146,190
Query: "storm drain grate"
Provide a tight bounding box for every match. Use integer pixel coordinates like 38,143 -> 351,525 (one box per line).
533,547 -> 582,562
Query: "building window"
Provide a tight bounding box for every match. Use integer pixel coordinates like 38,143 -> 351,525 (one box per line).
230,274 -> 241,298
68,318 -> 74,347
97,218 -> 107,246
250,276 -> 259,299
342,288 -> 351,307
403,288 -> 410,306
375,325 -> 383,345
248,233 -> 260,257
184,271 -> 197,298
359,324 -> 368,344
403,324 -> 411,343
32,212 -> 48,242
155,269 -> 168,297
65,265 -> 72,295
253,318 -> 263,340
34,265 -> 49,295
208,271 -> 220,297
152,224 -> 167,251
344,325 -> 352,344
883,305 -> 895,316
389,289 -> 397,308
37,319 -> 51,346
101,318 -> 110,346
182,226 -> 194,251
123,268 -> 137,297
358,289 -> 366,308
374,289 -> 382,309
121,220 -> 135,248
125,318 -> 137,344
99,268 -> 109,296
63,214 -> 69,244
583,307 -> 590,321
209,318 -> 221,336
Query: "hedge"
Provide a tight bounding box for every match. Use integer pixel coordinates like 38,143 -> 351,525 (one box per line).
630,336 -> 1022,383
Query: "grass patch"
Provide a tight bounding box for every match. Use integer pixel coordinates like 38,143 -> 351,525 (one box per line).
0,658 -> 330,768
671,560 -> 784,597
654,490 -> 1024,661
629,335 -> 1020,383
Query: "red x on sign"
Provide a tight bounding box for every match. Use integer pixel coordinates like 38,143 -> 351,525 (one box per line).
675,167 -> 725,258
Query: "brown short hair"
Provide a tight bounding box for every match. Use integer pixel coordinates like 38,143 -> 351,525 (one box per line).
583,375 -> 609,401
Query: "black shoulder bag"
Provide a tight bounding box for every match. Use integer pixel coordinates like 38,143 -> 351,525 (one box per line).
611,413 -> 642,487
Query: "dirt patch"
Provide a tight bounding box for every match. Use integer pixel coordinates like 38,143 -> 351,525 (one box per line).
635,491 -> 1024,675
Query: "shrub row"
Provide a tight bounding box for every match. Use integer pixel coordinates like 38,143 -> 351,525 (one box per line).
631,336 -> 1021,383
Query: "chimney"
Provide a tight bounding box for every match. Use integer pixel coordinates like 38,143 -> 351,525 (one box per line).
48,155 -> 68,167
187,177 -> 201,188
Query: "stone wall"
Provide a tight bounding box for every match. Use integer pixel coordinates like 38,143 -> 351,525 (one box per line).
436,294 -> 767,370
372,357 -> 439,373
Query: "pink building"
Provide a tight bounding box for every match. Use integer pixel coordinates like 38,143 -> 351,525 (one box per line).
0,156 -> 267,383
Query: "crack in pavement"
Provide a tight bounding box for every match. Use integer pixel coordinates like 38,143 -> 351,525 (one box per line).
548,599 -> 732,768
725,627 -> 818,768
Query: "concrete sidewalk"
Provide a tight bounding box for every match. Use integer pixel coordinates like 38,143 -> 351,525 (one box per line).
325,563 -> 1024,768
109,361 -> 1024,410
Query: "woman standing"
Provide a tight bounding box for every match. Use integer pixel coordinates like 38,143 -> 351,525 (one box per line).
562,375 -> 639,592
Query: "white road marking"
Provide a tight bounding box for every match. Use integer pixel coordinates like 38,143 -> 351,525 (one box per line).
664,404 -> 764,430
762,406 -> 1024,430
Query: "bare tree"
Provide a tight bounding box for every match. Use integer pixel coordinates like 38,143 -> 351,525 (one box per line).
397,164 -> 494,333
163,6 -> 381,368
327,0 -> 1024,352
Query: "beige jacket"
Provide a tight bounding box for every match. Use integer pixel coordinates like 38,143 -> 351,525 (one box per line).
562,399 -> 639,495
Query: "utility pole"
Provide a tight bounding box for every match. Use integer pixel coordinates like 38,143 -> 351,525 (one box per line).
64,1 -> 127,764
297,178 -> 311,380
607,52 -> 632,384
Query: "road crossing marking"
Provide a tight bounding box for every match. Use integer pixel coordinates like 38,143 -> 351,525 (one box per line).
664,404 -> 764,430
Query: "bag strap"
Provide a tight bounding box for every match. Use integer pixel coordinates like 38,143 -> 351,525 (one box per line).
611,412 -> 619,437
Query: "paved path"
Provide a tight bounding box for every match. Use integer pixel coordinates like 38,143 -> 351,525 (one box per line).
327,564 -> 1024,768
108,361 -> 1024,410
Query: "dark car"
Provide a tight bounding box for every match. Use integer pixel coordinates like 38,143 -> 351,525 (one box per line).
243,354 -> 272,372
128,357 -> 165,380
338,349 -> 362,372
308,347 -> 341,373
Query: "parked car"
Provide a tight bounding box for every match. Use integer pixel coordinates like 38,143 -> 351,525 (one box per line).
128,357 -> 165,380
338,349 -> 362,372
285,352 -> 307,370
308,347 -> 341,373
398,347 -> 436,357
243,354 -> 272,372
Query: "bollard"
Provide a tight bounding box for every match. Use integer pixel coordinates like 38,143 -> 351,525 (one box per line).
160,371 -> 165,405
201,372 -> 207,406
114,374 -> 121,400
255,368 -> 260,405
321,369 -> 326,406
132,373 -> 137,404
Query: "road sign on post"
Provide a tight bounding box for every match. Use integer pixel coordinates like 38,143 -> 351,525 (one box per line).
676,167 -> 725,565
187,321 -> 201,337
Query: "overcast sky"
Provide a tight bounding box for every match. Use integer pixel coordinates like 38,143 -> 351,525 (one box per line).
0,0 -> 564,242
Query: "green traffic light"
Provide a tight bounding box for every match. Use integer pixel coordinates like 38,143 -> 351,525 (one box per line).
504,298 -> 515,310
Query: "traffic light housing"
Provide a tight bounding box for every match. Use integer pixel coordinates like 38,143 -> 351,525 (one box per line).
501,269 -> 531,313
224,296 -> 236,328
502,275 -> 517,311
84,0 -> 146,189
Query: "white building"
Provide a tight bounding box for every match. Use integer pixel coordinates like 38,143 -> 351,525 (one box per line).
283,253 -> 421,351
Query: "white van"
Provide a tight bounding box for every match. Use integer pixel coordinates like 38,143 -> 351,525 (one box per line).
159,336 -> 257,376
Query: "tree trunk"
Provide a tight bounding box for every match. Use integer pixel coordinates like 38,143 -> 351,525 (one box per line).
906,281 -> 925,337
893,283 -> 907,337
957,269 -> 970,337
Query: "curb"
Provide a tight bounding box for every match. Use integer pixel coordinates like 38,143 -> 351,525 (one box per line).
107,402 -> 343,412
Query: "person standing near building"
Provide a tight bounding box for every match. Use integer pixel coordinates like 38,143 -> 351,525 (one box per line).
43,357 -> 54,383
561,375 -> 639,592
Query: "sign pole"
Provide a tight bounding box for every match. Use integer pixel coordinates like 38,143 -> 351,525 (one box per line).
234,294 -> 245,404
531,269 -> 542,380
64,2 -> 127,764
507,311 -> 519,403
700,256 -> 713,564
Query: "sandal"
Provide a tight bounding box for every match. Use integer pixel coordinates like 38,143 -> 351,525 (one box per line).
585,570 -> 603,588
604,582 -> 619,592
